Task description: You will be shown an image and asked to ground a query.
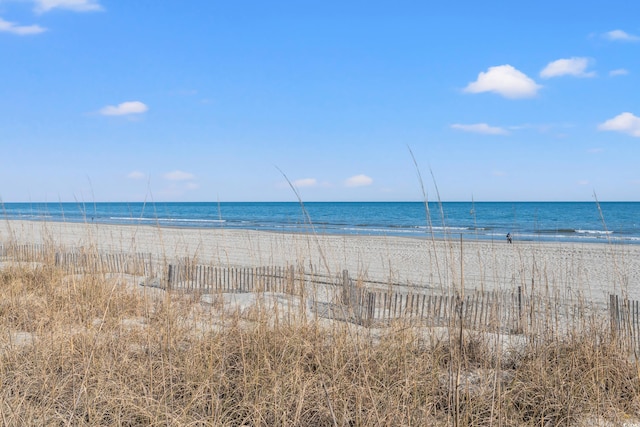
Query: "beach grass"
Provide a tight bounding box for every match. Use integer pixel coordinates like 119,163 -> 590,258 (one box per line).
1,223 -> 640,426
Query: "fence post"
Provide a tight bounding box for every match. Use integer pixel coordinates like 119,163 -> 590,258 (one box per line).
167,264 -> 174,290
342,270 -> 351,306
610,294 -> 617,338
517,286 -> 522,333
370,292 -> 376,325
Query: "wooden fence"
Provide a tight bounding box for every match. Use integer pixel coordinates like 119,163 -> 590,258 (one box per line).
0,242 -> 619,337
0,243 -> 153,276
164,262 -> 548,331
610,294 -> 640,352
356,288 -> 524,331
166,263 -> 598,332
0,243 -> 53,263
166,263 -> 298,294
54,252 -> 154,276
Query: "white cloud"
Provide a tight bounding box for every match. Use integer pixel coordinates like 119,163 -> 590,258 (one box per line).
540,57 -> 595,78
293,178 -> 317,188
577,180 -> 590,186
604,29 -> 640,42
464,65 -> 541,99
0,17 -> 46,35
598,112 -> 640,137
492,170 -> 507,177
610,68 -> 629,77
164,170 -> 196,181
345,174 -> 373,187
34,0 -> 103,13
127,171 -> 146,180
451,123 -> 509,135
99,101 -> 148,116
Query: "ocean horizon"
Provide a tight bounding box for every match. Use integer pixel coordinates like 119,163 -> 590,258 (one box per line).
1,201 -> 639,245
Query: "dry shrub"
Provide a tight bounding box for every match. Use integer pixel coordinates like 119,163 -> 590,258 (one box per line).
503,328 -> 640,426
1,258 -> 640,426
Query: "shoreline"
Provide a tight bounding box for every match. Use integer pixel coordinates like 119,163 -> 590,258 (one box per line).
1,216 -> 634,246
2,219 -> 639,305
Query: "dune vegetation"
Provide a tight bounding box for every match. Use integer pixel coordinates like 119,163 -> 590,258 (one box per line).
1,224 -> 640,427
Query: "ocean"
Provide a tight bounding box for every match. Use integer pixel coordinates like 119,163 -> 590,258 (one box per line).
1,201 -> 639,244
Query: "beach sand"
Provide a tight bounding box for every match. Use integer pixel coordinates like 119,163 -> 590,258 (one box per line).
2,219 -> 639,306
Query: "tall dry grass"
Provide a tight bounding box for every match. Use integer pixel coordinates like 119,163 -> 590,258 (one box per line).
0,239 -> 639,426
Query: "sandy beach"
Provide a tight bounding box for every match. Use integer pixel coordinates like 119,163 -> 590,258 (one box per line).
2,219 -> 639,306
3,221 -> 640,425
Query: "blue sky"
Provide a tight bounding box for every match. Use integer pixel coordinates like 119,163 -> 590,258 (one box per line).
1,0 -> 639,202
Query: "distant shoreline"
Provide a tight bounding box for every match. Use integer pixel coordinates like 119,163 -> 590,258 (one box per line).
1,214 -> 636,245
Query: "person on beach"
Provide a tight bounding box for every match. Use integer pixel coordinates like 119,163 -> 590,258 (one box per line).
506,232 -> 512,244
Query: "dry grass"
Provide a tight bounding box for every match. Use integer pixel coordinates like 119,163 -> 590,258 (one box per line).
1,246 -> 640,426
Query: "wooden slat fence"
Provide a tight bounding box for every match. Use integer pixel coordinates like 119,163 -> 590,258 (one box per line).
351,288 -> 526,331
610,294 -> 640,352
54,251 -> 153,276
1,242 -> 153,276
0,243 -> 53,263
166,263 -> 299,294
164,263 -> 536,331
0,242 -> 608,336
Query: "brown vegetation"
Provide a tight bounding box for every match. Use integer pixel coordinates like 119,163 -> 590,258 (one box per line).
1,242 -> 639,426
